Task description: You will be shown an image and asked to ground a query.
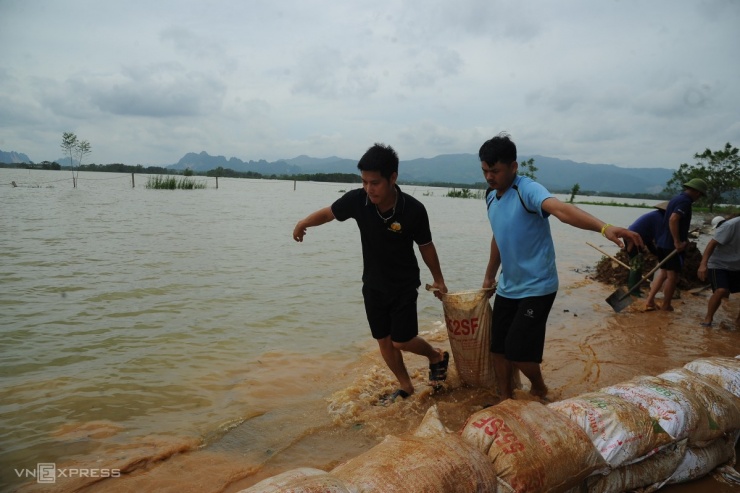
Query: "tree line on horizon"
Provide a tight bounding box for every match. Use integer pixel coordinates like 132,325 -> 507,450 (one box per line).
2,133 -> 738,210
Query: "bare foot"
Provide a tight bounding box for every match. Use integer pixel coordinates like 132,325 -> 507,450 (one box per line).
496,394 -> 512,404
529,386 -> 549,398
660,304 -> 674,312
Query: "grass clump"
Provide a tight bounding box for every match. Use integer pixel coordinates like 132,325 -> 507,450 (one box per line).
146,175 -> 207,190
446,188 -> 484,199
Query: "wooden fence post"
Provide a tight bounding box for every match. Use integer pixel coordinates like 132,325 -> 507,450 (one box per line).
131,173 -> 135,188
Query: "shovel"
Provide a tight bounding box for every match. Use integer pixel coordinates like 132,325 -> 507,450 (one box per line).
606,249 -> 679,312
586,242 -> 631,270
689,284 -> 711,296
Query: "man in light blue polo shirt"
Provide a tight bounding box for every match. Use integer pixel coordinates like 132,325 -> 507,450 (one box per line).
480,133 -> 642,401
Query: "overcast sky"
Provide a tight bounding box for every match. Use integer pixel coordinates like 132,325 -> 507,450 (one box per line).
1,0 -> 738,169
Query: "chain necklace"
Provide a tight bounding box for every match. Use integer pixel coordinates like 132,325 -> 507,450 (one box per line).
375,189 -> 398,223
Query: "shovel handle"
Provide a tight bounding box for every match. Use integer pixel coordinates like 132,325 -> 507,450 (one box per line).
586,242 -> 631,270
618,248 -> 679,300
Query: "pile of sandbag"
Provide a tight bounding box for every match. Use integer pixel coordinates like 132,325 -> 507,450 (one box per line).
550,355 -> 740,492
240,355 -> 740,493
241,406 -> 499,492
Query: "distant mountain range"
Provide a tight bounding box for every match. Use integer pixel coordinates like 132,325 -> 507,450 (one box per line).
0,150 -> 32,164
168,151 -> 675,194
1,148 -> 675,194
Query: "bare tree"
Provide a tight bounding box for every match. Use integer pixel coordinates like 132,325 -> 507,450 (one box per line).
61,132 -> 78,187
60,133 -> 93,188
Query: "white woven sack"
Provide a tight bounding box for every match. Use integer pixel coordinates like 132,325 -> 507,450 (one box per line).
586,440 -> 687,493
667,431 -> 740,485
600,375 -> 704,443
548,391 -> 673,468
659,367 -> 740,445
684,356 -> 740,398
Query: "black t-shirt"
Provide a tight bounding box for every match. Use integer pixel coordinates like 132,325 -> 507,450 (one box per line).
331,185 -> 432,292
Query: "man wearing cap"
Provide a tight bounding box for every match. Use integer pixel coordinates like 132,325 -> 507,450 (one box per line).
625,201 -> 667,294
697,214 -> 740,327
645,178 -> 708,311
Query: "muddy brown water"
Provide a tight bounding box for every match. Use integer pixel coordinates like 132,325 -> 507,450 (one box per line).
19,279 -> 739,493
4,173 -> 739,492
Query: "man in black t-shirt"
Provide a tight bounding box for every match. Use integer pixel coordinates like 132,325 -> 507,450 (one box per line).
293,143 -> 449,404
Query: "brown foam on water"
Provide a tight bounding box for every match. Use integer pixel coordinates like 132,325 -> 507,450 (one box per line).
18,435 -> 201,492
50,420 -> 126,440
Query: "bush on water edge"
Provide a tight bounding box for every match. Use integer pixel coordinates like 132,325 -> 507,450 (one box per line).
146,175 -> 206,190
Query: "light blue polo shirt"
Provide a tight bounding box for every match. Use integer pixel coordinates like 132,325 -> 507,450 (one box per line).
486,175 -> 558,298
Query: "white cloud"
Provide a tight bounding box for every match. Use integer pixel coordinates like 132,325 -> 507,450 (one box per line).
0,0 -> 738,168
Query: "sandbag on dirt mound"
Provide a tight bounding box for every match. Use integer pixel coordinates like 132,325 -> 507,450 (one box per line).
547,391 -> 673,468
585,439 -> 687,493
600,375 -> 713,445
238,467 -> 350,493
684,356 -> 740,398
330,406 -> 499,492
460,400 -> 607,492
658,367 -> 740,445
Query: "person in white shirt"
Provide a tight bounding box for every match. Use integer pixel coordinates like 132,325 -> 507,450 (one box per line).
697,215 -> 740,327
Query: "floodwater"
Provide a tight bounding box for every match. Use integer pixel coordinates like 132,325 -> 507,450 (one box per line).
1,169 -> 738,492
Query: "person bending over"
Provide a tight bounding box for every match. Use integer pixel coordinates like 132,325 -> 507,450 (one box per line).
644,178 -> 707,311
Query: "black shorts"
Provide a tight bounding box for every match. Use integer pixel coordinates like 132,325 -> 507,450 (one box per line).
491,292 -> 556,363
656,247 -> 683,272
362,285 -> 418,343
708,269 -> 740,294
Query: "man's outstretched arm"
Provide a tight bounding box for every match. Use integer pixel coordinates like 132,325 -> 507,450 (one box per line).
542,197 -> 643,250
293,207 -> 335,242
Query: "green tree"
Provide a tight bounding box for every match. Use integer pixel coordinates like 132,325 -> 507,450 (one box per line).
40,161 -> 61,170
569,183 -> 580,203
61,132 -> 93,187
519,157 -> 537,180
75,140 -> 91,169
665,143 -> 740,211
